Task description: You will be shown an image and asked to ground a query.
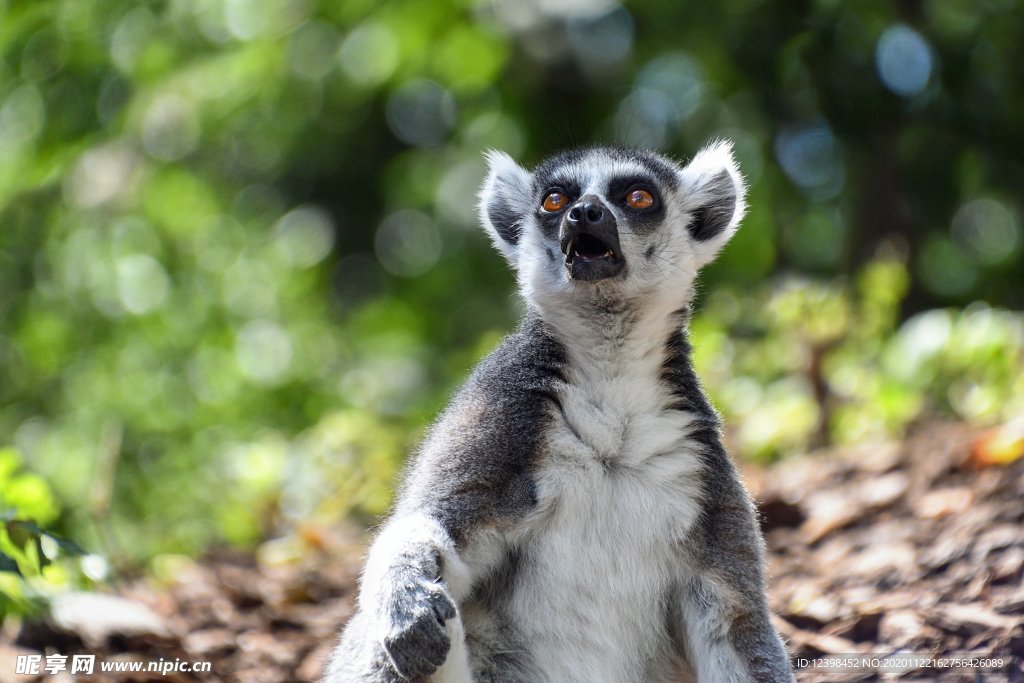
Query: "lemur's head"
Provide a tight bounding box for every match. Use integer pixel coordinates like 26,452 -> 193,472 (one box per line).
478,142 -> 745,314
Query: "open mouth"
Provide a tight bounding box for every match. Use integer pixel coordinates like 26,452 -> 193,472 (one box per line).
560,231 -> 625,281
562,233 -> 619,264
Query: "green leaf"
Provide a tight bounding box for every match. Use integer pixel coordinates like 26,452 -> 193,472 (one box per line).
0,552 -> 22,576
4,519 -> 41,550
5,519 -> 44,537
46,533 -> 85,557
3,519 -> 83,556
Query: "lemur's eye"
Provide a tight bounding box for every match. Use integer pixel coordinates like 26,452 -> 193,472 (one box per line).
625,189 -> 655,210
542,192 -> 569,212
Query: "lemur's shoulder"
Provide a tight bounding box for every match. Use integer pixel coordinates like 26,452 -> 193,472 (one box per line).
394,313 -> 565,542
467,313 -> 567,400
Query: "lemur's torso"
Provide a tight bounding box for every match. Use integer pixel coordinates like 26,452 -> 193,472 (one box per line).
513,339 -> 700,683
404,307 -> 722,682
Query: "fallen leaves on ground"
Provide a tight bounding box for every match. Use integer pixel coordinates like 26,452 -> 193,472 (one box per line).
751,422 -> 1024,681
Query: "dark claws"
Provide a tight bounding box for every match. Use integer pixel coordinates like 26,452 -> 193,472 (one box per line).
381,582 -> 457,678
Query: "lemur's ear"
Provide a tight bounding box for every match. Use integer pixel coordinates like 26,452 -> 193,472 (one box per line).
677,140 -> 747,267
478,150 -> 532,266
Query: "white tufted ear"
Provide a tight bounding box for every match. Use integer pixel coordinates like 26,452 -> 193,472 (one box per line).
677,140 -> 747,267
477,150 -> 532,267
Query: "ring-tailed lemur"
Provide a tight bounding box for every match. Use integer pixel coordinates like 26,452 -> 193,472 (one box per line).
325,142 -> 793,682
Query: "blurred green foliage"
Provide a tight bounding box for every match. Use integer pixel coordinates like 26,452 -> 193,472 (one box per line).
0,447 -> 86,619
1,0 -> 1022,567
694,262 -> 1024,459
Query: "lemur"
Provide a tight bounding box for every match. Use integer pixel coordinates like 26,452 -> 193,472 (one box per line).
325,142 -> 793,682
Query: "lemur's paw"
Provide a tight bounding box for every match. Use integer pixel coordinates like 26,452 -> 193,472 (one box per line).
380,580 -> 456,679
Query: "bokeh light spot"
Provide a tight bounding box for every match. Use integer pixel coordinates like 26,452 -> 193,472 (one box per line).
612,89 -> 674,149
339,22 -> 399,87
222,259 -> 278,317
142,94 -> 201,161
635,52 -> 704,123
463,111 -> 525,158
110,7 -> 157,74
436,160 -> 487,227
274,205 -> 336,267
0,85 -> 45,150
235,320 -> 293,384
287,21 -> 340,81
117,254 -> 170,315
375,210 -> 443,277
775,121 -> 845,200
386,80 -> 456,147
951,198 -> 1020,266
340,357 -> 427,414
566,4 -> 634,70
876,25 -> 933,97
63,143 -> 138,208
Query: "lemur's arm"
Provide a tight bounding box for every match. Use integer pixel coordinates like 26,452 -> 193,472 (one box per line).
334,511 -> 478,682
676,442 -> 794,683
324,509 -> 483,682
662,334 -> 793,683
326,318 -> 563,682
326,467 -> 514,683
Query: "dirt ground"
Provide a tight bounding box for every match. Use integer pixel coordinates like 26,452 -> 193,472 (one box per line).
4,421 -> 1023,682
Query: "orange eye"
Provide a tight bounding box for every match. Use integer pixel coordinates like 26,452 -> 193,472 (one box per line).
542,192 -> 569,212
625,189 -> 655,210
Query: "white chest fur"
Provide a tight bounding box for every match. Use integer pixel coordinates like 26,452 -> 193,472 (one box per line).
507,355 -> 705,683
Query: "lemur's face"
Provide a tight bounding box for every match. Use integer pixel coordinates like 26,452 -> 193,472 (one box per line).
479,143 -> 746,309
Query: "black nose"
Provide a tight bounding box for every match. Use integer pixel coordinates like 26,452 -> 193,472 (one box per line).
567,200 -> 604,225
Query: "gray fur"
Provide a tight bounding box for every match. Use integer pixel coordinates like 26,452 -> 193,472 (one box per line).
326,143 -> 792,683
396,313 -> 567,542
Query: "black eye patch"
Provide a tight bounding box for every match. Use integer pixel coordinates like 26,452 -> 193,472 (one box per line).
533,178 -> 581,238
606,174 -> 665,232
